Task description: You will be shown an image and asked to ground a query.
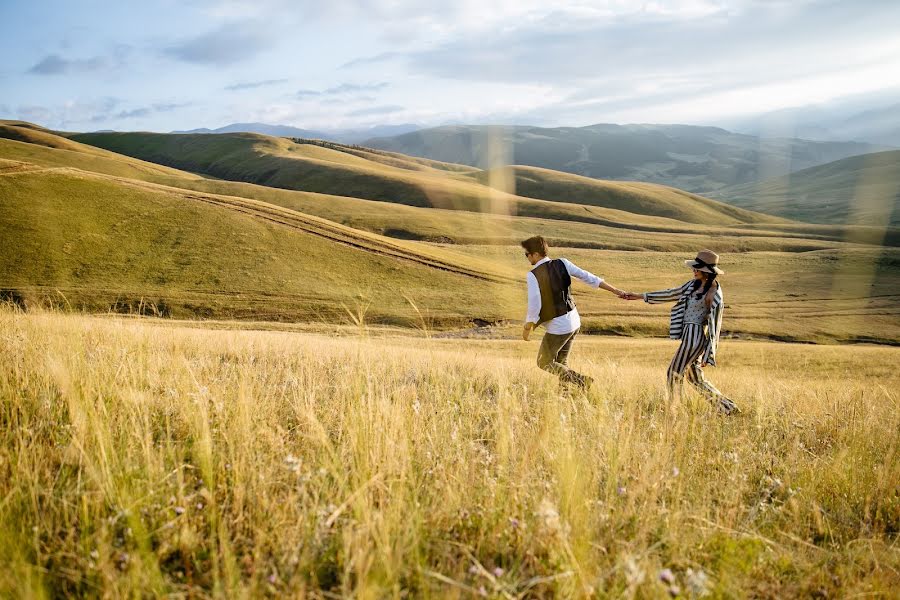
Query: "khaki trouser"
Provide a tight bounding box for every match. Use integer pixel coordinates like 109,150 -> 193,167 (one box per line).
537,328 -> 586,385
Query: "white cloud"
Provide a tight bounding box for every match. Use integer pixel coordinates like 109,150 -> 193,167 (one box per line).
225,78 -> 289,91
164,22 -> 272,65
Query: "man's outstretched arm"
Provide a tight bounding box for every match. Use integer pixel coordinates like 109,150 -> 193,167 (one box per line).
598,280 -> 626,297
561,258 -> 625,297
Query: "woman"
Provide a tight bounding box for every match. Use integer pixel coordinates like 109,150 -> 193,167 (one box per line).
624,250 -> 738,414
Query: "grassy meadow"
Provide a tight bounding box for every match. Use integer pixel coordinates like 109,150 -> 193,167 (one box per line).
1,308 -> 898,598
446,246 -> 900,345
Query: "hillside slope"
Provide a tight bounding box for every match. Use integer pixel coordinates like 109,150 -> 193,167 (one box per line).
714,150 -> 900,226
474,165 -> 766,225
8,136 -> 888,255
0,122 -> 206,182
68,129 -> 781,226
3,123 -> 897,250
0,163 -> 519,324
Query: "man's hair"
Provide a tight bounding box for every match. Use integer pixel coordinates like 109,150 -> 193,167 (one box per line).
521,235 -> 549,256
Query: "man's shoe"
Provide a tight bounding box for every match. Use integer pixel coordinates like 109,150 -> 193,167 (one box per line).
566,373 -> 592,392
581,375 -> 594,391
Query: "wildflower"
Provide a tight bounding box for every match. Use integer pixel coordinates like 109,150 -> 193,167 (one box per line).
671,466 -> 680,477
284,454 -> 302,474
624,557 -> 645,587
268,573 -> 277,584
174,506 -> 185,515
536,498 -> 561,533
508,517 -> 521,529
478,585 -> 487,597
617,486 -> 627,497
686,568 -> 711,597
493,567 -> 504,578
659,569 -> 675,585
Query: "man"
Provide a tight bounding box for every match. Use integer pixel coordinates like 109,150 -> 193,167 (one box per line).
521,235 -> 625,390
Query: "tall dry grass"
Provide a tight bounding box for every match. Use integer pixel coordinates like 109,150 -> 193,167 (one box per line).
0,308 -> 898,598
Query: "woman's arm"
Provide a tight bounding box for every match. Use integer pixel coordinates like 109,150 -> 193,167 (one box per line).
639,281 -> 692,304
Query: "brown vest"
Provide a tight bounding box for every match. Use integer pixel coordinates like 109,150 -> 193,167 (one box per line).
532,259 -> 576,325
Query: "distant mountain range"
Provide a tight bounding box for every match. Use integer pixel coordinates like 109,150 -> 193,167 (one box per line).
171,122 -> 420,144
362,124 -> 891,195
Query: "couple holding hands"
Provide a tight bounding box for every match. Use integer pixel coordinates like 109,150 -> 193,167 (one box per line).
521,236 -> 738,415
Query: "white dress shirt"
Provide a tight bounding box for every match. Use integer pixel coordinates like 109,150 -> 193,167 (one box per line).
525,257 -> 604,335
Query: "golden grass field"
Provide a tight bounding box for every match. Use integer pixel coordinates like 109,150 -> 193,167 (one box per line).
1,308 -> 898,598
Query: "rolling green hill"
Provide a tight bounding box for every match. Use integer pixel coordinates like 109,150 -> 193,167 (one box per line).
5,121 -> 899,252
67,129 -> 781,227
0,127 -> 868,254
10,122 -> 898,249
0,163 -> 519,325
0,124 -> 900,252
714,150 -> 900,226
0,122 -> 207,182
364,124 -> 887,195
474,165 -> 769,225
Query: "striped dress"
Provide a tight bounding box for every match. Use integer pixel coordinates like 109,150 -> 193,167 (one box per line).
643,281 -> 737,413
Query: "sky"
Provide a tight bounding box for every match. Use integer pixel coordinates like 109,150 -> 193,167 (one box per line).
2,0 -> 900,133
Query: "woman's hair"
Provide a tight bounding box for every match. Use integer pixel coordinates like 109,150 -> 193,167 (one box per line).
691,272 -> 718,306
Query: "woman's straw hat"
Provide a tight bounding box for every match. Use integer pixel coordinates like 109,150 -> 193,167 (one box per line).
685,249 -> 724,274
